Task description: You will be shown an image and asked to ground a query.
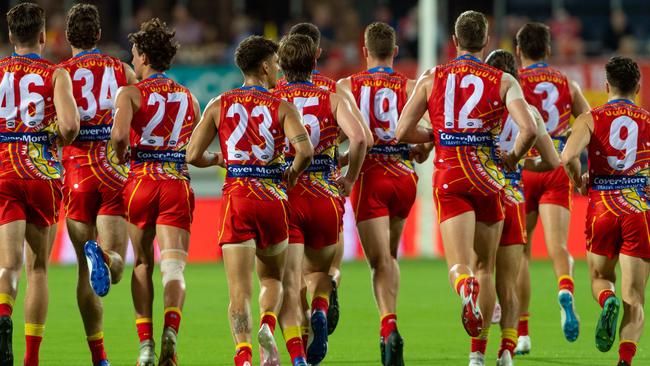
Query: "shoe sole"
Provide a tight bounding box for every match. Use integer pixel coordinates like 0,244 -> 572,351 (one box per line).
514,349 -> 530,356
559,292 -> 579,342
384,332 -> 404,366
307,311 -> 328,364
327,279 -> 339,335
0,317 -> 13,366
85,241 -> 111,297
462,279 -> 483,337
258,326 -> 280,366
595,297 -> 620,352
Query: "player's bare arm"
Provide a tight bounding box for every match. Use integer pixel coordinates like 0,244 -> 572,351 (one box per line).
331,92 -> 367,195
336,77 -> 374,149
52,68 -> 80,145
404,77 -> 433,162
395,69 -> 434,143
122,62 -> 139,84
111,85 -> 139,164
186,96 -> 224,167
569,80 -> 591,117
522,106 -> 561,172
281,100 -> 314,188
561,111 -> 594,191
501,73 -> 538,170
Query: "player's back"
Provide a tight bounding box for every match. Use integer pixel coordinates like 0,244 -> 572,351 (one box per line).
219,86 -> 287,200
498,111 -> 525,203
519,63 -> 572,151
588,99 -> 650,215
0,53 -> 60,180
274,81 -> 340,197
277,71 -> 337,92
59,50 -> 128,165
428,55 -> 505,193
350,66 -> 412,175
130,74 -> 195,180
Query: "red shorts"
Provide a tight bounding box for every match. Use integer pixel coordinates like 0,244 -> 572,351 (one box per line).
351,168 -> 417,222
586,210 -> 650,259
434,188 -> 505,223
63,166 -> 124,222
218,194 -> 289,251
0,179 -> 62,226
123,178 -> 194,232
522,167 -> 572,213
288,194 -> 343,249
500,201 -> 527,246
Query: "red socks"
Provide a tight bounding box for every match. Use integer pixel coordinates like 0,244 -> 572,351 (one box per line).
0,294 -> 13,318
234,343 -> 252,366
260,312 -> 277,334
471,327 -> 490,354
498,328 -> 518,358
311,295 -> 329,314
380,313 -> 398,340
164,307 -> 182,334
87,332 -> 107,364
558,276 -> 575,294
136,318 -> 153,342
598,289 -> 616,308
518,312 -> 529,337
24,323 -> 44,366
283,326 -> 306,362
619,341 -> 637,364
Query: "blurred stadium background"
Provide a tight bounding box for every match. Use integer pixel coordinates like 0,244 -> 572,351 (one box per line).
6,0 -> 650,263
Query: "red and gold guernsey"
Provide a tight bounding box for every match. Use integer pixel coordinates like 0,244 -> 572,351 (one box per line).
588,99 -> 650,215
0,53 -> 60,180
277,70 -> 337,92
428,55 -> 506,193
219,86 -> 287,200
350,66 -> 414,176
59,49 -> 128,188
498,111 -> 524,204
519,63 -> 573,153
129,74 -> 195,180
274,81 -> 340,198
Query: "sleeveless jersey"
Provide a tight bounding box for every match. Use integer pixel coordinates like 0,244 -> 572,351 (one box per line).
519,63 -> 573,154
0,53 -> 60,180
129,74 -> 195,180
277,70 -> 337,92
59,49 -> 128,188
498,111 -> 524,204
428,55 -> 506,193
219,86 -> 287,200
274,81 -> 340,198
588,99 -> 650,215
350,66 -> 414,176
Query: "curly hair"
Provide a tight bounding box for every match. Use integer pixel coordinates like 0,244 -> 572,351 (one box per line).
235,35 -> 278,74
66,3 -> 100,50
278,34 -> 316,83
7,2 -> 45,46
128,18 -> 179,72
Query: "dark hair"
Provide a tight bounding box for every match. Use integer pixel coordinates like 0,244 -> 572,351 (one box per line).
364,22 -> 396,59
235,35 -> 279,74
7,2 -> 45,46
454,11 -> 488,52
605,56 -> 640,95
516,22 -> 550,61
66,3 -> 100,50
278,34 -> 316,83
128,18 -> 179,72
289,22 -> 320,47
486,49 -> 518,80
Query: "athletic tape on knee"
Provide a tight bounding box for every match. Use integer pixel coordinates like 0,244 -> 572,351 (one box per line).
160,258 -> 186,287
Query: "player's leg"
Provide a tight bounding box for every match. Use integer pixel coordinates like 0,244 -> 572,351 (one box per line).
0,220 -> 26,365
303,244 -> 337,365
22,223 -> 55,366
256,244 -> 287,366
617,254 -> 649,366
539,203 -> 578,341
96,214 -> 128,284
515,211 -> 537,355
495,244 -> 523,365
587,251 -> 620,353
66,218 -> 110,365
279,243 -> 307,366
129,223 -> 156,366
327,240 -> 344,335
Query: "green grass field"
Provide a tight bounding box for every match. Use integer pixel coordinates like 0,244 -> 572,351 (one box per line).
7,259 -> 650,365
